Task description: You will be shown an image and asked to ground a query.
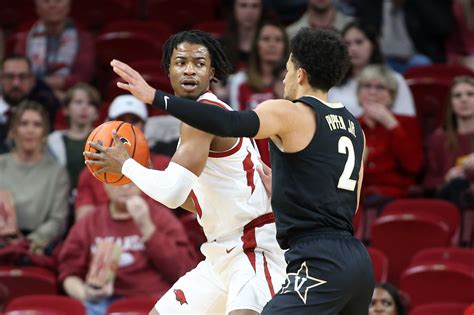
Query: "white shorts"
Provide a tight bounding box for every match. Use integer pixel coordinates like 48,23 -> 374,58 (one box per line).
155,213 -> 286,315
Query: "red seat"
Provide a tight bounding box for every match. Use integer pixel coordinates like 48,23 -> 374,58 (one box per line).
4,295 -> 85,315
0,266 -> 57,302
410,247 -> 474,269
370,213 -> 451,285
405,64 -> 473,84
71,0 -> 136,31
409,303 -> 469,315
129,60 -> 166,76
106,296 -> 156,315
400,263 -> 474,309
145,0 -> 221,30
101,20 -> 174,43
382,199 -> 461,245
0,0 -> 36,31
0,282 -> 9,312
368,247 -> 389,283
192,20 -> 227,38
407,78 -> 451,145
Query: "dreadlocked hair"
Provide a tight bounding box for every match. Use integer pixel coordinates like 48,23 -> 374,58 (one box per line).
161,30 -> 232,83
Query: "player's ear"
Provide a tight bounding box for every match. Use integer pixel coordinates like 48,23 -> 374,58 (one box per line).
210,67 -> 215,81
297,68 -> 305,84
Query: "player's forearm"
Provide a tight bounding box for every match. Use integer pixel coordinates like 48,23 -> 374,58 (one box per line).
152,90 -> 260,137
122,159 -> 197,209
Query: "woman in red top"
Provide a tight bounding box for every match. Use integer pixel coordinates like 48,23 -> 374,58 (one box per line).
357,64 -> 423,199
424,76 -> 474,192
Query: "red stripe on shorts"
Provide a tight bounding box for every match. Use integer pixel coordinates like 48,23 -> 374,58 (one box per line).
263,252 -> 275,296
190,191 -> 202,218
241,213 -> 275,272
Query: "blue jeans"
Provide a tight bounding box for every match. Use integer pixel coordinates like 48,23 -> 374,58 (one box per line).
84,296 -> 121,315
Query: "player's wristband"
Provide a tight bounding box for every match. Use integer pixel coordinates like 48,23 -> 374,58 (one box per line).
152,90 -> 260,138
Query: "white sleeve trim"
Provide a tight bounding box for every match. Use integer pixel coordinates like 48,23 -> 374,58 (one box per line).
122,159 -> 198,209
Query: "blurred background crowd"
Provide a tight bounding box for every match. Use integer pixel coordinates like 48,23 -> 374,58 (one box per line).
0,0 -> 473,314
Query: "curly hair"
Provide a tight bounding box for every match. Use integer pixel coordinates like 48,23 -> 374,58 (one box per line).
161,30 -> 233,83
290,27 -> 350,91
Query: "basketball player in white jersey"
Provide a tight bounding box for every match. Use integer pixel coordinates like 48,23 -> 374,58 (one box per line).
85,30 -> 286,315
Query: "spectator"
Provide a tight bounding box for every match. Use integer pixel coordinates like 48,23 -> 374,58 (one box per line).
329,21 -> 415,118
0,101 -> 69,254
59,182 -> 197,315
446,0 -> 474,70
229,21 -> 289,110
47,83 -> 100,191
369,283 -> 407,315
355,0 -> 452,73
424,76 -> 474,191
0,55 -> 60,150
74,95 -> 170,220
220,0 -> 264,72
357,65 -> 423,199
14,0 -> 95,99
286,0 -> 353,39
228,21 -> 288,165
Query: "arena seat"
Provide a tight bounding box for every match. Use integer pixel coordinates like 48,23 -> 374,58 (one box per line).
101,20 -> 174,44
0,282 -> 9,312
0,0 -> 36,31
409,302 -> 469,315
0,266 -> 57,302
407,78 -> 451,146
405,64 -> 473,84
106,73 -> 172,102
410,247 -> 474,269
370,213 -> 451,285
4,295 -> 85,315
71,0 -> 135,31
382,199 -> 461,245
145,0 -> 221,30
106,296 -> 156,315
192,20 -> 227,39
400,263 -> 474,309
367,247 -> 389,283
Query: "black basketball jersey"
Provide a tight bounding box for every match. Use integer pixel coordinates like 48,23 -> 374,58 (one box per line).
270,96 -> 364,249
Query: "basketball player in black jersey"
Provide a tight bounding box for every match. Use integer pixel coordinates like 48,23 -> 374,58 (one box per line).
111,27 -> 375,314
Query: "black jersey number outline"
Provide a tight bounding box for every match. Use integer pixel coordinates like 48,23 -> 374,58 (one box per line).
337,136 -> 357,191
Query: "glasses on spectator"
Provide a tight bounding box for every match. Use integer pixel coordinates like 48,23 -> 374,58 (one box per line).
2,73 -> 32,81
360,83 -> 389,92
452,91 -> 474,99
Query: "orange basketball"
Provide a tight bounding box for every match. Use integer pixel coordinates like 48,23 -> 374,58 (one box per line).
84,120 -> 149,186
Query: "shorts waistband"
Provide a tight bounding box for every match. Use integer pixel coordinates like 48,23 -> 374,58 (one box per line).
288,228 -> 352,247
243,212 -> 275,232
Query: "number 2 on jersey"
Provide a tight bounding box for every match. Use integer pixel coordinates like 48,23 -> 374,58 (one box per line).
337,136 -> 357,191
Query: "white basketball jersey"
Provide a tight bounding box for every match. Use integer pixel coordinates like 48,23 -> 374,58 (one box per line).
188,92 -> 272,241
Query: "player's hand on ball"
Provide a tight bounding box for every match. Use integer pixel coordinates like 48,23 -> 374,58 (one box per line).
111,59 -> 156,105
84,130 -> 131,175
126,196 -> 155,240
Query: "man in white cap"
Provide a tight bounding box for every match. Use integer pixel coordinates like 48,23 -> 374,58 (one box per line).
75,94 -> 171,220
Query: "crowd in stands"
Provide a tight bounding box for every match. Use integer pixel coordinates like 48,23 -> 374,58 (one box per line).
0,0 -> 473,314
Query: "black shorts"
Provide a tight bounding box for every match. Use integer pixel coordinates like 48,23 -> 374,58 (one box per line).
262,230 -> 374,315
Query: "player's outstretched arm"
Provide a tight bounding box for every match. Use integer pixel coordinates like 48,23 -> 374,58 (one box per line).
111,59 -> 289,139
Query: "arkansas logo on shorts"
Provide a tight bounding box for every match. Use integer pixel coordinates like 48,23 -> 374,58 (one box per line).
174,289 -> 188,305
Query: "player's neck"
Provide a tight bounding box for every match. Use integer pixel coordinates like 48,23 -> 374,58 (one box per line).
297,86 -> 328,102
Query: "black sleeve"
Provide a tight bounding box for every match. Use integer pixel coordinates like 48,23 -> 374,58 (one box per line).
152,89 -> 260,138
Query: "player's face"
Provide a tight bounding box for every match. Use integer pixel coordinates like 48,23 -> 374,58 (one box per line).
344,27 -> 373,69
235,0 -> 262,29
65,89 -> 98,128
258,25 -> 286,64
358,79 -> 394,109
369,287 -> 397,315
35,0 -> 71,24
13,110 -> 46,154
451,82 -> 474,119
168,42 -> 215,99
282,56 -> 297,100
1,60 -> 35,105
